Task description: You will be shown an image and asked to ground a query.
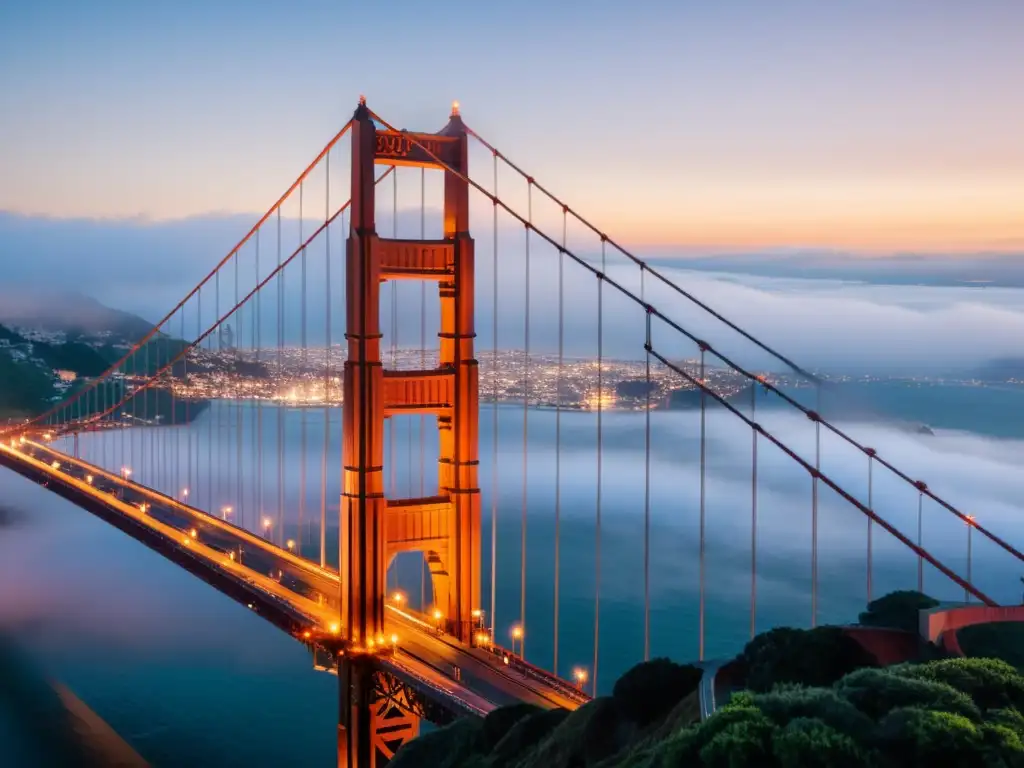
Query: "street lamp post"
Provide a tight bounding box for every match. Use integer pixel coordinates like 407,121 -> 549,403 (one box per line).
510,625 -> 523,656
573,666 -> 589,693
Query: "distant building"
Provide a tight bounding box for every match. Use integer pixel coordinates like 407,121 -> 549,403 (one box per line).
54,369 -> 77,382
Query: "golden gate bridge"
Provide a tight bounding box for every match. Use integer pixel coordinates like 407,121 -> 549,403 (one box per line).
1,98 -> 1021,767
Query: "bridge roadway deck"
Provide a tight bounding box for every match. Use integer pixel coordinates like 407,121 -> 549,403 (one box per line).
0,438 -> 587,718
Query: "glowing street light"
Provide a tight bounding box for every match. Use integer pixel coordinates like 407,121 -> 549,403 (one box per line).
510,624 -> 524,656
286,539 -> 296,551
391,591 -> 405,606
573,666 -> 589,692
189,528 -> 197,539
50,460 -> 60,470
221,505 -> 233,520
181,488 -> 189,501
85,474 -> 93,484
329,622 -> 340,635
121,466 -> 132,479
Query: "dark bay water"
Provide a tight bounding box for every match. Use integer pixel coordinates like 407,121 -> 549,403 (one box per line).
1,381 -> 1022,766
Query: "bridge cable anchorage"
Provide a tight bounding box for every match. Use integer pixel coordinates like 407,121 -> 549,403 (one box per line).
698,348 -> 706,662
364,108 -> 1024,574
642,270 -> 651,662
461,124 -> 818,384
7,120 -> 355,438
320,146 -> 331,568
750,372 -> 758,640
490,153 -> 499,638
647,347 -> 998,606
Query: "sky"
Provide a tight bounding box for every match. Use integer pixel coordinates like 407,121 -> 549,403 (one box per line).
1,0 -> 1022,253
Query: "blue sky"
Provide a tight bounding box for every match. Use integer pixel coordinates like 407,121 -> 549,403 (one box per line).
1,0 -> 1022,252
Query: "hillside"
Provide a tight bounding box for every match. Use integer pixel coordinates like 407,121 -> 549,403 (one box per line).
390,591 -> 1024,767
0,289 -> 154,341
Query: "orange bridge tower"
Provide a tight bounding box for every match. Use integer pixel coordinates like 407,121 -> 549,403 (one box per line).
338,98 -> 481,766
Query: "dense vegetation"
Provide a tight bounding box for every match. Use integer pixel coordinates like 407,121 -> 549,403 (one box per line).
858,590 -> 940,634
959,623 -> 1024,671
391,592 -> 1024,767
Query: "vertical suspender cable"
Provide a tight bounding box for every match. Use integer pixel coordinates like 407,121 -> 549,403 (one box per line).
235,255 -> 243,528
966,519 -> 972,603
146,330 -> 153,486
489,157 -> 497,637
321,150 -> 331,568
181,310 -> 187,500
421,167 -> 427,609
193,289 -> 200,502
812,385 -> 820,628
750,378 -> 758,639
642,268 -> 651,661
257,229 -> 264,534
917,489 -> 924,594
520,179 -> 531,656
389,170 -> 398,592
300,183 -> 307,553
553,207 -> 565,674
389,172 -> 397,514
866,450 -> 874,604
594,238 -> 605,690
213,269 -> 220,513
277,208 -> 285,546
698,346 -> 707,662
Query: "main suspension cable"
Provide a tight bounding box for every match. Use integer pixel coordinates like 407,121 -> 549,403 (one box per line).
15,120 -> 355,435
490,156 -> 498,638
366,109 -> 1023,571
647,346 -> 996,606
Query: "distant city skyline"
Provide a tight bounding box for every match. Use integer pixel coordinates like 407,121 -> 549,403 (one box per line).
1,1 -> 1022,253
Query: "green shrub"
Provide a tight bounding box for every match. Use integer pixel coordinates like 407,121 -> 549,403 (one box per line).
893,657 -> 1024,713
750,685 -> 875,742
875,707 -> 985,766
739,626 -> 877,692
611,658 -> 703,728
770,717 -> 876,768
858,590 -> 938,633
834,667 -> 981,722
